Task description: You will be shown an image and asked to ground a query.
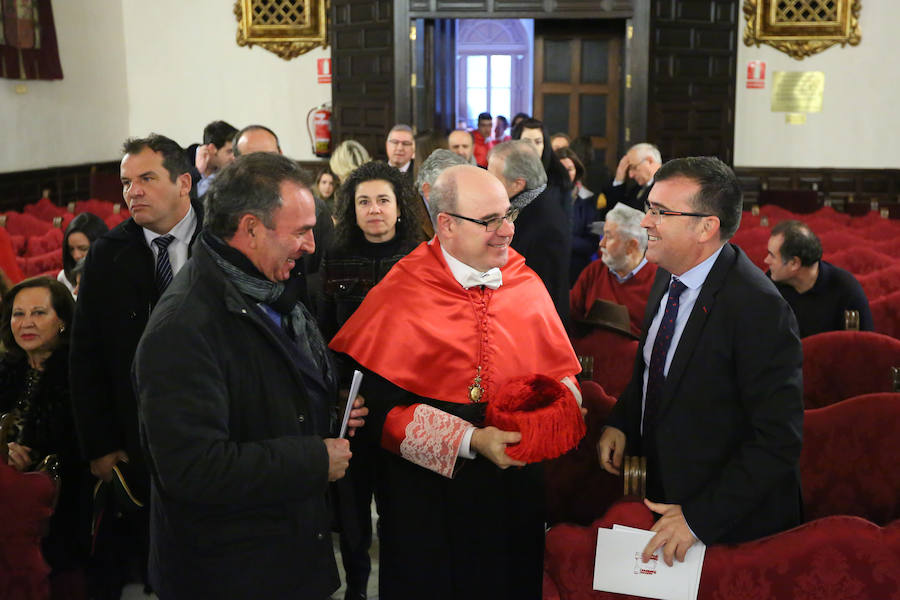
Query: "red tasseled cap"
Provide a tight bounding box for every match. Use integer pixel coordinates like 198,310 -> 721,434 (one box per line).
485,374 -> 586,463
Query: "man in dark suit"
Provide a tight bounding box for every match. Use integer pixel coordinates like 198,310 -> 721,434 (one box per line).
603,142 -> 662,213
386,124 -> 416,184
597,156 -> 803,567
488,139 -> 571,325
70,134 -> 203,596
133,152 -> 364,598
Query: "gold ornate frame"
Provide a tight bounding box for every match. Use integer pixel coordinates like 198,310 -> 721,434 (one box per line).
234,0 -> 329,60
743,0 -> 861,60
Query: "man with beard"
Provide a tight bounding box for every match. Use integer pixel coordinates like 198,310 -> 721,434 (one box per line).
570,203 -> 657,337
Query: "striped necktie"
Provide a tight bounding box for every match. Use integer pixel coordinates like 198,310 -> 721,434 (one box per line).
153,234 -> 176,292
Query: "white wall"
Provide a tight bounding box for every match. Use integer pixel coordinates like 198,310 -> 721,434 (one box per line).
734,4 -> 900,169
0,0 -> 331,173
0,0 -> 129,172
121,0 -> 331,161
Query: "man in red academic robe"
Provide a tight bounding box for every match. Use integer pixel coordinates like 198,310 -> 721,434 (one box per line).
330,165 -> 580,599
570,203 -> 658,337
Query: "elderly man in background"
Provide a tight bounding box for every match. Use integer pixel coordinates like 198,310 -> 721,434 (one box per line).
134,152 -> 365,599
570,203 -> 658,337
489,139 -> 571,323
330,164 -> 579,599
765,219 -> 873,336
605,142 -> 662,212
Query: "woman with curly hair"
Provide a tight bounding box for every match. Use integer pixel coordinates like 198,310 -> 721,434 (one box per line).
315,160 -> 423,599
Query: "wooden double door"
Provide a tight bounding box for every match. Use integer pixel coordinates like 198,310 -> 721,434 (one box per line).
534,21 -> 624,183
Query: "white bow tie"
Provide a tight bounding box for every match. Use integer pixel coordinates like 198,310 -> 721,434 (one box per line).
460,268 -> 503,290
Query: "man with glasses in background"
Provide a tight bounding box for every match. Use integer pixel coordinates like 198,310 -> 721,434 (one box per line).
385,124 -> 416,182
597,156 -> 803,568
604,142 -> 663,212
330,164 -> 580,599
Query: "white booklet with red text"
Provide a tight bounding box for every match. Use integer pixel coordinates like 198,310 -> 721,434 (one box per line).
592,524 -> 706,600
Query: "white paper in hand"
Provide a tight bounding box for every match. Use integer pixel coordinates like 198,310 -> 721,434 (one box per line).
339,370 -> 363,439
593,526 -> 706,600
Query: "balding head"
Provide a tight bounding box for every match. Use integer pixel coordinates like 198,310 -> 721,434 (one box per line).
448,129 -> 474,162
432,165 -> 514,272
234,125 -> 282,157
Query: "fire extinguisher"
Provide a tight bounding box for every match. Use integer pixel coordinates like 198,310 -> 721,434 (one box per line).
307,103 -> 332,157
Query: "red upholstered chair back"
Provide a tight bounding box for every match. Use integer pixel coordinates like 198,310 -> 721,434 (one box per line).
544,381 -> 625,526
571,329 -> 639,399
871,289 -> 900,339
824,246 -> 897,277
0,461 -> 56,600
817,229 -> 866,254
858,264 -> 900,302
0,227 -> 25,284
23,197 -> 67,222
544,509 -> 900,600
1,212 -> 52,237
801,393 -> 900,525
802,331 -> 900,408
729,226 -> 770,271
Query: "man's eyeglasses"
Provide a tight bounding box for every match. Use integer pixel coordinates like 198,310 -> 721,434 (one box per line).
445,208 -> 520,232
644,201 -> 712,225
387,139 -> 414,147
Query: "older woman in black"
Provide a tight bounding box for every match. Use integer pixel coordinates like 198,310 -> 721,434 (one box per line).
316,160 -> 423,600
0,277 -> 88,593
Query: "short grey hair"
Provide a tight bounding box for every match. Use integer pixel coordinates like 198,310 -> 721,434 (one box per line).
606,203 -> 648,253
417,149 -> 468,197
427,165 -> 466,225
629,142 -> 662,164
489,140 -> 547,191
387,124 -> 414,138
205,152 -> 309,239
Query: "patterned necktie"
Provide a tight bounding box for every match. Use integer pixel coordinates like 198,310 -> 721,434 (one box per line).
153,234 -> 176,292
643,277 -> 688,433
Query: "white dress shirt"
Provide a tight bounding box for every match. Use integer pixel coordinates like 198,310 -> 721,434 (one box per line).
142,204 -> 198,276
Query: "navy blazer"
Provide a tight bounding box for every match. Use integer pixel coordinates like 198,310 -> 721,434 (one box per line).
608,243 -> 804,544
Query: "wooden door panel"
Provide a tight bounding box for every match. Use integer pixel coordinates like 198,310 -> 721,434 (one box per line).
534,23 -> 623,176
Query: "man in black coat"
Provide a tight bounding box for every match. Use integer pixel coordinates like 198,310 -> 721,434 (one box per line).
598,157 -> 803,566
70,134 -> 202,597
488,140 -> 571,324
133,152 -> 365,599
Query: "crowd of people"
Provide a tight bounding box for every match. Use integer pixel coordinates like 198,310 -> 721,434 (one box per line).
0,111 -> 890,600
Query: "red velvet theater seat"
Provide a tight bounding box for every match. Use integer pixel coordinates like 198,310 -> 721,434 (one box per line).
544,509 -> 900,600
801,393 -> 900,525
729,226 -> 770,272
802,331 -> 900,408
858,264 -> 900,302
825,246 -> 897,277
871,290 -> 900,339
0,462 -> 56,600
571,330 -> 639,400
544,381 -> 625,526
